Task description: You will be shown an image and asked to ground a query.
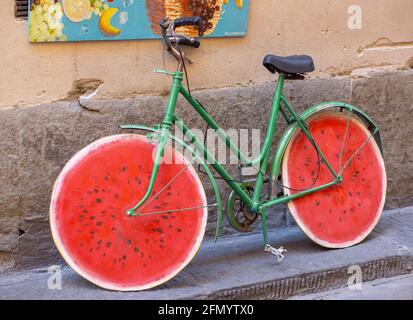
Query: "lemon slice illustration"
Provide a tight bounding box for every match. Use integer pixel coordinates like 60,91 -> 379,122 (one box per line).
62,0 -> 92,23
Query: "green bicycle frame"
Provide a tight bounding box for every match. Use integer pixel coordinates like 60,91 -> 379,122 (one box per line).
122,69 -> 381,244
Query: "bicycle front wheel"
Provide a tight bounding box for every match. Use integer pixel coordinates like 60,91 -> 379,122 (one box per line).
282,111 -> 386,248
50,134 -> 208,291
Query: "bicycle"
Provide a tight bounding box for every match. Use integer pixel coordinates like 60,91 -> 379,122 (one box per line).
50,17 -> 386,291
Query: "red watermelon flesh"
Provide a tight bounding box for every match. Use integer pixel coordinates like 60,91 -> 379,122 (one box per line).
50,134 -> 207,291
282,111 -> 386,248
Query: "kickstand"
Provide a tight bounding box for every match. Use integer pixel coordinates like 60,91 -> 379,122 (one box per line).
264,244 -> 287,262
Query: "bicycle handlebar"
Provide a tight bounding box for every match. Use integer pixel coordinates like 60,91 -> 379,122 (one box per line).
173,16 -> 202,29
160,16 -> 202,49
174,35 -> 201,48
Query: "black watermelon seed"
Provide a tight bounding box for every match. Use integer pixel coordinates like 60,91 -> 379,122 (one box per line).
83,209 -> 88,213
105,241 -> 112,248
176,228 -> 182,232
120,166 -> 126,172
89,216 -> 95,220
162,215 -> 169,220
96,198 -> 103,203
127,240 -> 132,246
134,247 -> 139,253
167,192 -> 172,196
111,214 -> 116,219
315,200 -> 320,206
122,255 -> 127,260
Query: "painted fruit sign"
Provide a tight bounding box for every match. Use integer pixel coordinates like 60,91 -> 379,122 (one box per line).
28,0 -> 250,42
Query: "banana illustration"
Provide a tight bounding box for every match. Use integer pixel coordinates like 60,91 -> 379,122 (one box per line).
99,8 -> 121,37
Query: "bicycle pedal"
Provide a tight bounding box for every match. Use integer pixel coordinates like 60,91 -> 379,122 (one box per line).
264,244 -> 287,262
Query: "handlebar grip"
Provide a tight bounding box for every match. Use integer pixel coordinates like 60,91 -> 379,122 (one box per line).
173,16 -> 201,29
176,36 -> 201,48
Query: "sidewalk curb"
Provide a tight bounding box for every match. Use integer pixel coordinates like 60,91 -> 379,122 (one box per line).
196,255 -> 413,300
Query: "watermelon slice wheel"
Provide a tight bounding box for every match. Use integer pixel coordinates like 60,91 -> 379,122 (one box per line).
282,111 -> 386,248
50,134 -> 208,291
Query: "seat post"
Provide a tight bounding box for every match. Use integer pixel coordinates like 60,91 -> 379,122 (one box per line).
274,73 -> 285,99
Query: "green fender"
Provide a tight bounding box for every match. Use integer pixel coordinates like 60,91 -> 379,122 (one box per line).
119,124 -> 223,241
269,102 -> 383,198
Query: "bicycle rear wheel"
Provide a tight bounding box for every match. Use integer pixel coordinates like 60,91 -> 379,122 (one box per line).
50,134 -> 207,291
282,111 -> 386,248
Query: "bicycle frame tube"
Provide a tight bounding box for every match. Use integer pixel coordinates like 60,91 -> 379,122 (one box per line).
180,74 -> 285,167
127,70 -> 340,216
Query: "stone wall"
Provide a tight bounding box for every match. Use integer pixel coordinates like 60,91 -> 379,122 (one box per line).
0,67 -> 412,271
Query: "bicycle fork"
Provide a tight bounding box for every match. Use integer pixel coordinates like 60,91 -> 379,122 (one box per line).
126,124 -> 171,217
126,72 -> 182,217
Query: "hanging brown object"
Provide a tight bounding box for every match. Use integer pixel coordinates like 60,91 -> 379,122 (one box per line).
146,0 -> 224,37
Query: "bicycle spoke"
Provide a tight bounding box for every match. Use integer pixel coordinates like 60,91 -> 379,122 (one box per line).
137,156 -> 195,213
339,109 -> 353,171
338,129 -> 377,176
139,203 -> 219,217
